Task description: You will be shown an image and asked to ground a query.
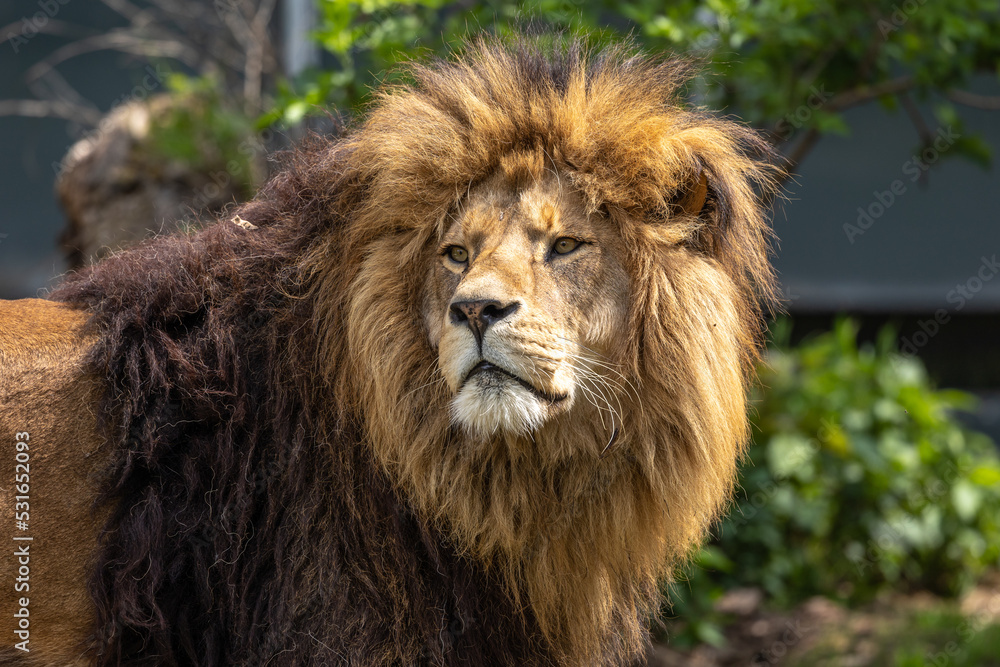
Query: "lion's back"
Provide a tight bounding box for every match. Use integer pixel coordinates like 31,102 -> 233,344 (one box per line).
0,299 -> 103,665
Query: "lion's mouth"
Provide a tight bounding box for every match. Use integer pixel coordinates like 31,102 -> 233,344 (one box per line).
464,361 -> 568,404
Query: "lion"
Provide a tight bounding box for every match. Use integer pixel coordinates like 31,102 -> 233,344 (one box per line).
0,35 -> 777,666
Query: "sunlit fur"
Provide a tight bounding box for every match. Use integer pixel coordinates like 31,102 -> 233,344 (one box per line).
452,380 -> 550,436
322,36 -> 779,665
36,34 -> 779,667
430,166 -> 626,441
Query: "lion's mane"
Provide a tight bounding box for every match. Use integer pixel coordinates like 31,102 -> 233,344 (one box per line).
51,35 -> 776,666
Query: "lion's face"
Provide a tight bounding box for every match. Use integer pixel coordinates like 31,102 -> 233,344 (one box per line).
424,169 -> 630,439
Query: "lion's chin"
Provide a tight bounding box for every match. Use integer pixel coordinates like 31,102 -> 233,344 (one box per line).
450,377 -> 559,438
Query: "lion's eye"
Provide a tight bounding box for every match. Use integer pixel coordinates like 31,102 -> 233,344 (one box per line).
447,246 -> 469,263
552,237 -> 581,255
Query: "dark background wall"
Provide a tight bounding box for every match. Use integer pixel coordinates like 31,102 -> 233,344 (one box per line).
1,1 -> 150,298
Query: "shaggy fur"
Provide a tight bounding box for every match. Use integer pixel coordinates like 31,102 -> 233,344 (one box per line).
48,35 -> 778,666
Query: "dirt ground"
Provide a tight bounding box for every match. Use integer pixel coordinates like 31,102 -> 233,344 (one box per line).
647,575 -> 1000,667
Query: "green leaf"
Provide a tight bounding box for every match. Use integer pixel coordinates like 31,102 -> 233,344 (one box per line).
952,481 -> 984,523
951,134 -> 994,169
283,101 -> 310,126
969,465 -> 1000,487
693,620 -> 728,648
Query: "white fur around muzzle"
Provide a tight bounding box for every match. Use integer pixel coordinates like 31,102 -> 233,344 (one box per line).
450,375 -> 548,437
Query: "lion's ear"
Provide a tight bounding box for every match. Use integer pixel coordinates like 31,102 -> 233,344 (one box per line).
671,171 -> 709,219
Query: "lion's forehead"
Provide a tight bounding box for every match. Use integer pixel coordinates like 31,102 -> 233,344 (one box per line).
446,175 -> 594,253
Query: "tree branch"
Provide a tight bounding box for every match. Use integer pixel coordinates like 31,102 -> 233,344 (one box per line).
25,31 -> 202,84
769,128 -> 820,198
947,89 -> 1000,110
0,19 -> 96,39
899,92 -> 934,146
828,76 -> 915,111
0,99 -> 102,125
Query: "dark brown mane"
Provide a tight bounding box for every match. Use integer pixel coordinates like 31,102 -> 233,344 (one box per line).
50,33 -> 776,666
52,145 -> 558,665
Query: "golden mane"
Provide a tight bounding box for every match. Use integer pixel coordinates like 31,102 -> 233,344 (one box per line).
319,36 -> 778,663
34,34 -> 779,666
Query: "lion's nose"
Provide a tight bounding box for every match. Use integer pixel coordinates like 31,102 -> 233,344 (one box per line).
449,299 -> 520,347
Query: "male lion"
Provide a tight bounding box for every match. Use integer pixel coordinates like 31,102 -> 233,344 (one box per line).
0,36 -> 777,666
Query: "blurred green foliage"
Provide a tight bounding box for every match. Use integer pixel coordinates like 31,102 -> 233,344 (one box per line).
154,0 -> 1000,180
146,73 -> 260,198
792,606 -> 1000,666
665,319 -> 1000,642
733,318 -> 999,601
262,0 -> 1000,168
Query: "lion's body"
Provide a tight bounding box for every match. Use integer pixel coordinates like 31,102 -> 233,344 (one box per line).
0,37 -> 777,666
0,300 -> 102,665
0,299 -> 553,666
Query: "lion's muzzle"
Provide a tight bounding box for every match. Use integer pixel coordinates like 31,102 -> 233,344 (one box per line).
464,360 -> 568,404
449,299 -> 520,349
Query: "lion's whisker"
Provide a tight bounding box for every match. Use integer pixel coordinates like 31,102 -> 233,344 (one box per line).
561,352 -> 628,420
583,375 -> 621,429
404,369 -> 447,400
521,353 -> 622,446
567,348 -> 640,400
553,338 -> 643,413
577,383 -> 609,431
575,368 -> 621,443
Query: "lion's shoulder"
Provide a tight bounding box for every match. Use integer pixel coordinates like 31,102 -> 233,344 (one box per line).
0,298 -> 97,436
0,298 -> 95,415
0,299 -> 91,369
0,300 -> 105,664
